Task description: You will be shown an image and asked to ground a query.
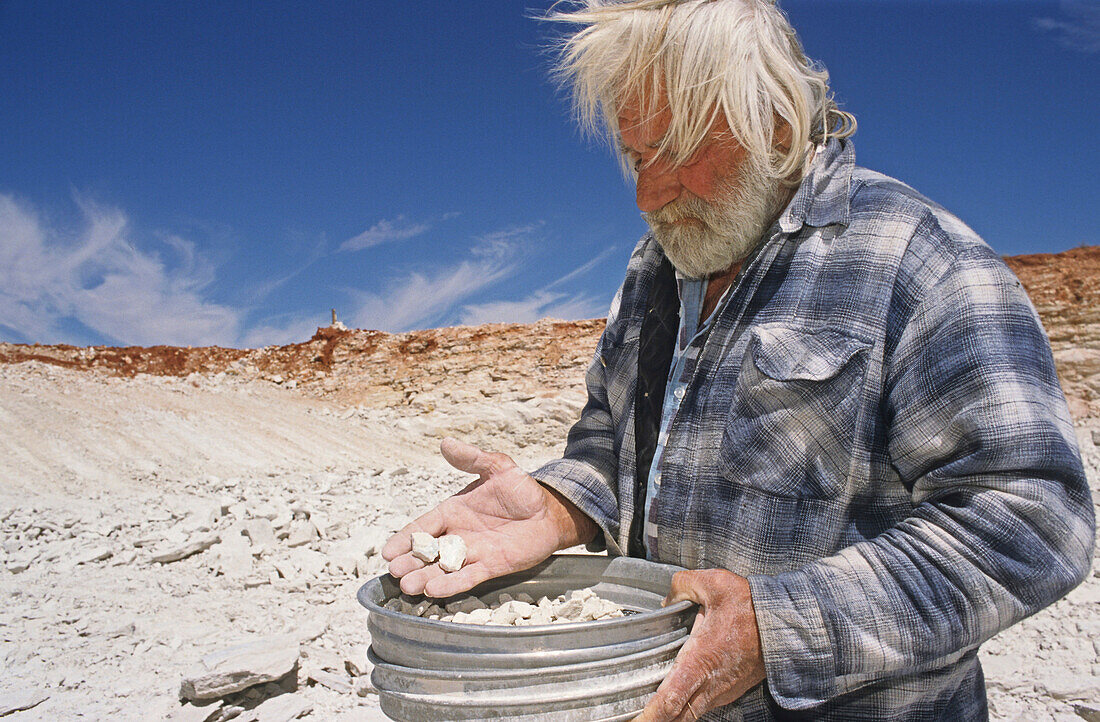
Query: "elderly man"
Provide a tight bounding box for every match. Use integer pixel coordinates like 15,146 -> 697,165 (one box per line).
383,1 -> 1094,719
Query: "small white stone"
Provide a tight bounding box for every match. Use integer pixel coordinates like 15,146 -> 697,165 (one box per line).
467,608 -> 493,624
554,597 -> 583,621
410,532 -> 439,562
437,534 -> 466,572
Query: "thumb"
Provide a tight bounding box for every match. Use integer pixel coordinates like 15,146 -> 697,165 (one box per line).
440,437 -> 494,477
664,569 -> 707,607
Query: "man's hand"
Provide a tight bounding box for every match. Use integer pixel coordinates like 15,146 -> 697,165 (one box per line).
381,437 -> 596,598
632,569 -> 766,722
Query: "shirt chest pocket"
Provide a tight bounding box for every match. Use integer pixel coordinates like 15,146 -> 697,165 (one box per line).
716,324 -> 871,500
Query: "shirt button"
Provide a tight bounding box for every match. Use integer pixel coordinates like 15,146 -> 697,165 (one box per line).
654,472 -> 662,485
673,387 -> 685,399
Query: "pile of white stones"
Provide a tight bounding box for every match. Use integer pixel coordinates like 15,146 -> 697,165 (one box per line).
386,587 -> 628,626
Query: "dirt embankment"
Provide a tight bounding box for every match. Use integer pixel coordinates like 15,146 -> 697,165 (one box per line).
2,246 -> 1097,418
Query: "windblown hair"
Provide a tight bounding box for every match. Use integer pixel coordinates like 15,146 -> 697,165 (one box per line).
547,0 -> 856,182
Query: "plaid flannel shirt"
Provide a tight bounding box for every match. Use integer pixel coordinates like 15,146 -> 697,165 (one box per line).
534,138 -> 1094,721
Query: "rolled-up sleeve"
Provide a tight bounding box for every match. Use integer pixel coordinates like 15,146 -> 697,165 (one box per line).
748,245 -> 1095,709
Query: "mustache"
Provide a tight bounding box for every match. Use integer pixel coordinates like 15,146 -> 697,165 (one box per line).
642,194 -> 718,227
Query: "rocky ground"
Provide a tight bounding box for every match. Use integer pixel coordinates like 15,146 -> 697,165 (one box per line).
0,247 -> 1097,721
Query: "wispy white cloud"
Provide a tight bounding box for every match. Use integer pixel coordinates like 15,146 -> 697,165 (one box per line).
0,193 -> 240,347
459,248 -> 614,325
459,290 -> 605,326
347,234 -> 520,332
339,215 -> 432,252
1034,1 -> 1100,53
545,246 -> 617,289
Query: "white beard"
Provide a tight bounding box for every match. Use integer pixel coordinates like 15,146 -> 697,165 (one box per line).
643,158 -> 786,278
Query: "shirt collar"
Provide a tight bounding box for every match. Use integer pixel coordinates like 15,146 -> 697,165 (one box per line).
778,137 -> 855,234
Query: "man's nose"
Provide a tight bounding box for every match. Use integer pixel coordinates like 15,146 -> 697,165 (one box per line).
635,163 -> 681,213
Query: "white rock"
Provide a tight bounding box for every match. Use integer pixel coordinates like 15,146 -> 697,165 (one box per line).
410,532 -> 438,562
151,533 -> 219,564
580,596 -> 604,621
437,534 -> 466,572
179,636 -> 300,701
250,693 -> 313,722
344,645 -> 372,677
329,525 -> 388,576
554,597 -> 583,621
72,545 -> 113,565
211,523 -> 253,571
306,666 -> 352,694
528,608 -> 553,626
467,608 -> 493,625
0,689 -> 49,716
243,519 -> 277,555
285,519 -> 317,548
165,700 -> 223,722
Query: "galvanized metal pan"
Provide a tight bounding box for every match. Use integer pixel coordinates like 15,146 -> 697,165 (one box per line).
358,554 -> 698,721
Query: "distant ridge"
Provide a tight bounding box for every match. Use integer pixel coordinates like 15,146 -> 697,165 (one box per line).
3,246 -> 1097,418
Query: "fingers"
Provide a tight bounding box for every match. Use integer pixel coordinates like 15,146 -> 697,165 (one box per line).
396,562 -> 448,596
632,648 -> 706,722
381,508 -> 447,562
423,560 -> 494,598
440,437 -> 489,475
395,558 -> 491,598
664,569 -> 707,608
386,552 -> 427,579
441,437 -> 514,478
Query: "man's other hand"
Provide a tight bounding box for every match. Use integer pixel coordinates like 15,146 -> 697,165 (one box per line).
381,437 -> 596,598
632,569 -> 766,722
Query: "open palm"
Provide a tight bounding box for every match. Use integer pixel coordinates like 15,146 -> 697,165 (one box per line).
382,437 -> 579,598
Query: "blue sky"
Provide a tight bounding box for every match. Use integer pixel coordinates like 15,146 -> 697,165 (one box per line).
1,1 -> 1097,348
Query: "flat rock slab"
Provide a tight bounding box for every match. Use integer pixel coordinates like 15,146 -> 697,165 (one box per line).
180,636 -> 300,701
241,694 -> 313,722
0,689 -> 49,716
152,534 -> 220,564
165,699 -> 223,722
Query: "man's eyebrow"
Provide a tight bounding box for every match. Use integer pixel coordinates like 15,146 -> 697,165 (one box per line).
617,137 -> 667,155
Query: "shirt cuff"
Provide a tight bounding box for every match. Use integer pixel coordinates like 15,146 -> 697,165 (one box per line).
747,568 -> 837,710
532,458 -> 623,557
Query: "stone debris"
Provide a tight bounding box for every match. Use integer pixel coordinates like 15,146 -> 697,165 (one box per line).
409,531 -> 438,562
389,587 -> 627,626
354,676 -> 379,697
180,636 -> 300,701
285,519 -> 318,548
328,524 -> 388,577
165,699 -> 223,722
305,667 -> 352,695
73,545 -> 113,565
243,519 -> 278,555
211,525 -> 254,578
152,533 -> 220,564
1076,702 -> 1100,722
241,693 -> 313,722
0,294 -> 1094,721
437,534 -> 466,572
0,689 -> 49,716
343,645 -> 372,678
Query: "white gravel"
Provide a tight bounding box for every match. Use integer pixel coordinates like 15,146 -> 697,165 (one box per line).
0,360 -> 1095,720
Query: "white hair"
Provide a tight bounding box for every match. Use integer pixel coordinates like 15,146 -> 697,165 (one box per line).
547,0 -> 856,182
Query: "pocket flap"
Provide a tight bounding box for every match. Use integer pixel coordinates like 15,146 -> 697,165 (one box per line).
750,325 -> 871,381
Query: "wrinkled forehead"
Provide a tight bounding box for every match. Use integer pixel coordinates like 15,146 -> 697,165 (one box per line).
615,93 -> 674,143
